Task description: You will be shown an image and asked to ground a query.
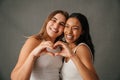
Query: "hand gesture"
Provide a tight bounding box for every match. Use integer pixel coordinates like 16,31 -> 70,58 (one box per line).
54,41 -> 73,58
31,40 -> 54,57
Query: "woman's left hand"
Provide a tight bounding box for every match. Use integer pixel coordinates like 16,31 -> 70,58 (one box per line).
54,41 -> 73,58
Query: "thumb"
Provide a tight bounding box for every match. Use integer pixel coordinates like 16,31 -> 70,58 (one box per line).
55,52 -> 60,56
47,52 -> 55,56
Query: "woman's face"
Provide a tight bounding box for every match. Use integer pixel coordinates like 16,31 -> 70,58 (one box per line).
46,13 -> 66,39
64,17 -> 83,44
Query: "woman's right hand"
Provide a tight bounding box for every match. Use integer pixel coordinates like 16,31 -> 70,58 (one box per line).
31,40 -> 54,58
54,41 -> 73,58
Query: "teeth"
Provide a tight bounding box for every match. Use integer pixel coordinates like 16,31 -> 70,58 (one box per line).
66,35 -> 73,39
51,28 -> 58,33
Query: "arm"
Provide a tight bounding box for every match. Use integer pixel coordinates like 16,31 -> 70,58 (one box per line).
11,37 -> 41,80
11,37 -> 54,80
70,45 -> 99,80
54,41 -> 99,80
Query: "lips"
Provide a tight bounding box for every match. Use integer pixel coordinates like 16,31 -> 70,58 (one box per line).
50,27 -> 58,33
66,34 -> 73,40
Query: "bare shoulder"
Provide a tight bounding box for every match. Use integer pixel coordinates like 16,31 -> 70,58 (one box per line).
76,44 -> 92,62
77,44 -> 91,54
11,37 -> 42,71
24,36 -> 41,47
15,37 -> 42,66
26,36 -> 41,43
19,36 -> 42,56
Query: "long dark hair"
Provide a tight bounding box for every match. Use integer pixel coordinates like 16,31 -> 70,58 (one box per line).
69,13 -> 95,60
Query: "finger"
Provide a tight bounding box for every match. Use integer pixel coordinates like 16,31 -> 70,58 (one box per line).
54,41 -> 62,46
55,52 -> 60,56
47,52 -> 55,56
46,47 -> 54,53
45,41 -> 54,50
47,41 -> 54,46
55,52 -> 64,56
46,45 -> 54,50
42,41 -> 53,47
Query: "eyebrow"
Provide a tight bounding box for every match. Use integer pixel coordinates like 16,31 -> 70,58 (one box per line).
52,17 -> 57,20
66,23 -> 80,27
52,16 -> 65,24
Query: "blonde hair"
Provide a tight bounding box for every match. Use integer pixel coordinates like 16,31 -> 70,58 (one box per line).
34,10 -> 69,42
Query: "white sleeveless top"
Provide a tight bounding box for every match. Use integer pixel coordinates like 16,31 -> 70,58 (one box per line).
61,43 -> 93,80
30,52 -> 63,80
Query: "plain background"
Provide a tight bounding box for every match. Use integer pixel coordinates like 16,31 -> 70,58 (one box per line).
0,0 -> 120,80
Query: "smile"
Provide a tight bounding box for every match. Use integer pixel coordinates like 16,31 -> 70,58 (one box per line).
50,27 -> 58,33
66,34 -> 73,40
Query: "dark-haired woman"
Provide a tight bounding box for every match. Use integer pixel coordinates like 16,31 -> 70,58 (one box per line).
54,13 -> 99,80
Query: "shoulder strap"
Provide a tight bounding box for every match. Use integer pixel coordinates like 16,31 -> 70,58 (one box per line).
73,43 -> 93,62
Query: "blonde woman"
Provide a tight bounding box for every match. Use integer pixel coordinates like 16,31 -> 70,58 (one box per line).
11,10 -> 68,80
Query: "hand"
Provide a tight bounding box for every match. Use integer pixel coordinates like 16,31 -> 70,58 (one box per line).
31,40 -> 54,57
54,41 -> 73,58
46,46 -> 61,54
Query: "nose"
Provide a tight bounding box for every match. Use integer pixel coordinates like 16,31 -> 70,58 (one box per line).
64,27 -> 72,34
67,27 -> 72,34
53,22 -> 59,29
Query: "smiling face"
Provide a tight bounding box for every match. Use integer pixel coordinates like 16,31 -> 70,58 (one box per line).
46,13 -> 66,40
64,17 -> 83,44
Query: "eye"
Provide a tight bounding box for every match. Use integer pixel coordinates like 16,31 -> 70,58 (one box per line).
50,17 -> 57,22
59,22 -> 65,27
72,26 -> 79,30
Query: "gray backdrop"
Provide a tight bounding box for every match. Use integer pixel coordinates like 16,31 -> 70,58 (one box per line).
0,0 -> 120,80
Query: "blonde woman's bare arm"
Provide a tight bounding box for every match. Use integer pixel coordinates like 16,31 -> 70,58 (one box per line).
11,37 -> 41,80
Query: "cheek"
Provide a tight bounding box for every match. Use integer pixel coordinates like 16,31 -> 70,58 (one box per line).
64,28 -> 67,33
46,22 -> 51,28
46,21 -> 52,29
59,27 -> 64,33
74,31 -> 81,39
46,25 -> 49,32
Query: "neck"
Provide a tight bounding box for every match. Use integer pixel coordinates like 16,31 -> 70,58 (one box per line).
68,43 -> 76,49
45,36 -> 56,43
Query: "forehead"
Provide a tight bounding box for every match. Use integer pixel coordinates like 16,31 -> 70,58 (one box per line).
66,17 -> 80,26
53,13 -> 66,22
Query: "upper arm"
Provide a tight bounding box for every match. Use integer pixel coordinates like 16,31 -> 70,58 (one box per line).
13,37 -> 41,71
76,45 -> 96,73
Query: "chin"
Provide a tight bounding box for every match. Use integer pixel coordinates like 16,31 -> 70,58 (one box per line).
66,40 -> 73,43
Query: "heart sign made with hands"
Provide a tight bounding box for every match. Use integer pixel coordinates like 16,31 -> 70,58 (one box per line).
45,41 -> 70,57
46,46 -> 61,54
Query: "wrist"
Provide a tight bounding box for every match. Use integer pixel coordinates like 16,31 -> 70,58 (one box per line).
69,54 -> 75,59
30,52 -> 39,60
